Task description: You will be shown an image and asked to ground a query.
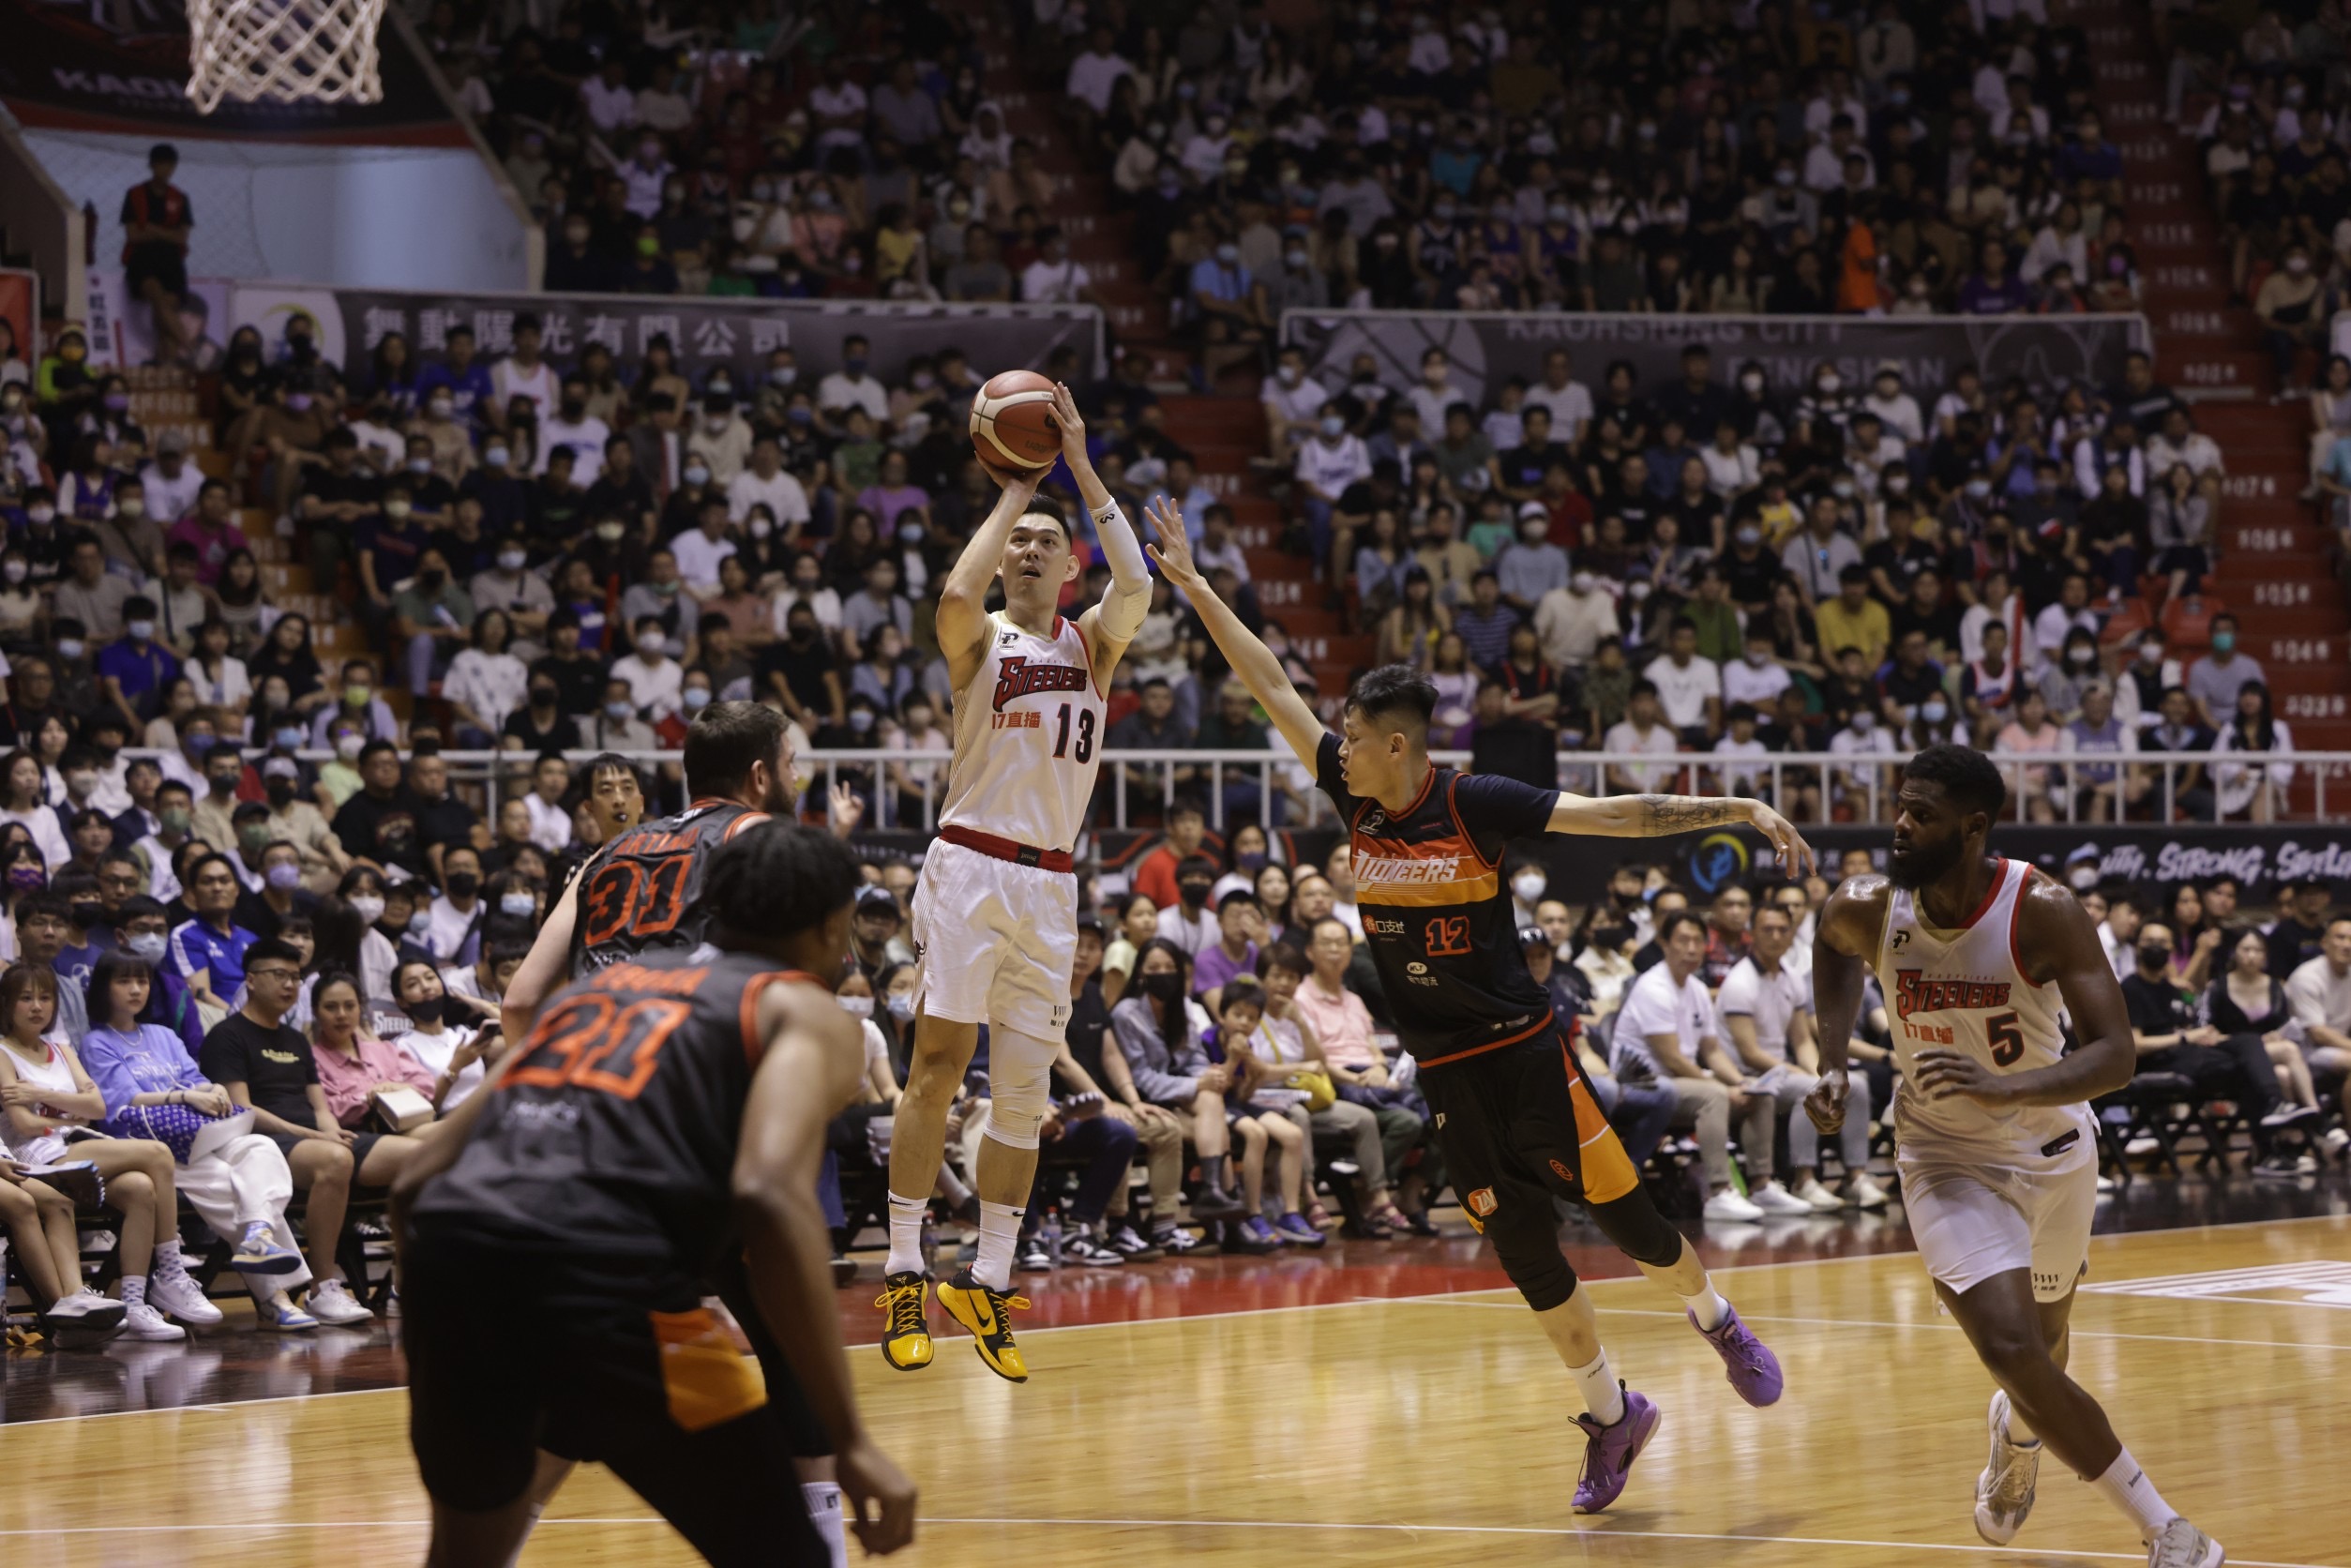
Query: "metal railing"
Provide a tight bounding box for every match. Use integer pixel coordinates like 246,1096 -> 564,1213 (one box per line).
216,746 -> 2337,836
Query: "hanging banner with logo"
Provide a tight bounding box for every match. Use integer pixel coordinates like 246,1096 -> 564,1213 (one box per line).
0,0 -> 464,142
225,282 -> 1108,391
1279,309 -> 2153,410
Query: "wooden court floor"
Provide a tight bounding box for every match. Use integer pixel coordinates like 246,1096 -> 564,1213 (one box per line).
3,1215 -> 2347,1567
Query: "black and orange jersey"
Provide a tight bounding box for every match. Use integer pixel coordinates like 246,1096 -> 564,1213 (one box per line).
567,799 -> 769,977
413,947 -> 817,1266
1317,734 -> 1558,1066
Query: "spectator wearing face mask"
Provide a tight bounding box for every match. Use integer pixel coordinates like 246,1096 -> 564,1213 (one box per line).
255,757 -> 348,893
1155,853 -> 1223,957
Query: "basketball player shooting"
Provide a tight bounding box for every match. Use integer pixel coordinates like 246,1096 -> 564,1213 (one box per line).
1809,746 -> 2223,1568
1148,507 -> 1808,1514
876,384 -> 1154,1383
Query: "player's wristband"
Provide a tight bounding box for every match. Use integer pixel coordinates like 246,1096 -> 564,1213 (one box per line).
1091,499 -> 1123,527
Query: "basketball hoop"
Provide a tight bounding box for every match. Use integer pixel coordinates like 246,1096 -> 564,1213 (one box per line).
186,0 -> 391,113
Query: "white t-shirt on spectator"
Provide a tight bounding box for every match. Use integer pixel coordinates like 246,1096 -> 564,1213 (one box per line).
1155,902 -> 1217,957
142,460 -> 204,525
523,793 -> 573,852
1613,961 -> 1714,1081
1642,654 -> 1722,729
491,359 -> 559,422
580,78 -> 637,133
1601,719 -> 1680,790
1523,380 -> 1594,445
610,653 -> 686,722
1711,733 -> 1771,792
815,371 -> 889,422
401,1024 -> 485,1108
1715,956 -> 1810,1063
622,158 -> 672,218
2286,956 -> 2351,1042
1409,382 -> 1470,435
808,82 -> 867,144
535,414 -> 610,483
1261,373 -> 1327,436
2033,603 -> 2101,661
1064,49 -> 1133,113
1721,656 -> 1792,710
1863,390 -> 1924,445
773,585 -> 843,636
727,468 -> 811,526
424,895 -> 482,962
1018,257 -> 1093,304
1294,433 -> 1370,500
671,530 -> 740,592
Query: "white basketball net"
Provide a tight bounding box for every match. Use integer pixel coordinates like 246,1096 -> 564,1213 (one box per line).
186,0 -> 391,113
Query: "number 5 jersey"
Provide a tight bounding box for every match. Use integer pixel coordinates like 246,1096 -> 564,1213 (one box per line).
1873,855 -> 2093,1172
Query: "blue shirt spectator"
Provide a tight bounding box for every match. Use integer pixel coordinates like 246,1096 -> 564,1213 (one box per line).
79,1020 -> 210,1120
170,912 -> 256,1005
95,621 -> 180,718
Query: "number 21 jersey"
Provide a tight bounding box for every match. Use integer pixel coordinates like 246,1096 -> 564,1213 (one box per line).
1874,856 -> 2091,1171
941,611 -> 1105,854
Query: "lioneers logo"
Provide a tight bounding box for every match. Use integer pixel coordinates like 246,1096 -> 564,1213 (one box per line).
990,656 -> 1089,711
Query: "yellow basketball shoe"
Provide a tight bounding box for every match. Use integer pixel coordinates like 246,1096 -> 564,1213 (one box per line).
937,1266 -> 1031,1382
874,1271 -> 935,1372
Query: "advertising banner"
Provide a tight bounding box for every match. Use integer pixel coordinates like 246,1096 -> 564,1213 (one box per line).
0,0 -> 464,142
87,267 -> 234,369
1280,309 -> 2153,413
226,282 -> 1108,391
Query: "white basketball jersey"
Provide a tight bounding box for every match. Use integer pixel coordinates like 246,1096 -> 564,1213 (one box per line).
1874,856 -> 2094,1172
940,611 -> 1105,854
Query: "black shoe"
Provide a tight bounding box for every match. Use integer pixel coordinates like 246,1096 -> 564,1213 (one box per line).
1399,1209 -> 1441,1237
1189,1184 -> 1248,1219
1148,1225 -> 1202,1256
1341,1214 -> 1394,1241
1104,1223 -> 1163,1260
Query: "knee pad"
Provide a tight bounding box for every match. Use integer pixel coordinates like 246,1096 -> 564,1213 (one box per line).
1587,1188 -> 1687,1270
1476,1189 -> 1578,1312
982,1028 -> 1057,1151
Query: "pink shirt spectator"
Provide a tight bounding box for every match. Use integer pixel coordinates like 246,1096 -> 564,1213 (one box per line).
168,514 -> 249,585
855,483 -> 927,526
312,1033 -> 436,1127
1292,972 -> 1380,1070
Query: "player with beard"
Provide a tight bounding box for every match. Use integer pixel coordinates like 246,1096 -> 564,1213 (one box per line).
495,700 -> 861,1566
1809,745 -> 2223,1568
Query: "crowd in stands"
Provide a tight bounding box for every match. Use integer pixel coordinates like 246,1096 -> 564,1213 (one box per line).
9,0 -> 2351,1324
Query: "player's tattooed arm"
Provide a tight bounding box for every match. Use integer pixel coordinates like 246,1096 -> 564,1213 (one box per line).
1545,791 -> 1817,876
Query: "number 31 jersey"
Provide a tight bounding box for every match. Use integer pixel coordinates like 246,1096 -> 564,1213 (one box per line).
941,611 -> 1104,854
569,800 -> 766,976
1873,855 -> 2091,1172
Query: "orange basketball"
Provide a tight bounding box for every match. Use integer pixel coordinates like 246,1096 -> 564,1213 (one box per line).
969,369 -> 1061,469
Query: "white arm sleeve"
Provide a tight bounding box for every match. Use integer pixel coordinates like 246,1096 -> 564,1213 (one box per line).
1093,500 -> 1152,642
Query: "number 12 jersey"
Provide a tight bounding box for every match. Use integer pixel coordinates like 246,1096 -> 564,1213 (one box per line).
1873,855 -> 2091,1172
941,611 -> 1105,854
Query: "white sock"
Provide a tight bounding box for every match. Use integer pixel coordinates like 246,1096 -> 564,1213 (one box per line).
883,1191 -> 928,1278
2089,1447 -> 2178,1542
120,1274 -> 147,1307
1680,1281 -> 1730,1331
1570,1349 -> 1628,1425
972,1199 -> 1024,1291
802,1481 -> 847,1568
2005,1400 -> 2041,1446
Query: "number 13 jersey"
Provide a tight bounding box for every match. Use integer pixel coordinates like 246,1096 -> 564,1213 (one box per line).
941,611 -> 1104,854
1874,856 -> 2091,1172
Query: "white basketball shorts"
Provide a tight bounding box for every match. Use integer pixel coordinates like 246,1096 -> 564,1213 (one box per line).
1899,1158 -> 2099,1304
910,838 -> 1077,1041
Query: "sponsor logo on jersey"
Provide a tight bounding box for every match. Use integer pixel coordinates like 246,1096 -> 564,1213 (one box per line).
1548,1158 -> 1575,1184
1465,1186 -> 1497,1217
1892,969 -> 2014,1018
1364,915 -> 1407,936
990,655 -> 1090,711
1355,852 -> 1463,886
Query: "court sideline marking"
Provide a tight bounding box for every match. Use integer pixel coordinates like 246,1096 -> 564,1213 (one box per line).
1378,1297 -> 2351,1353
2,1211 -> 2343,1429
0,1513 -> 2332,1568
